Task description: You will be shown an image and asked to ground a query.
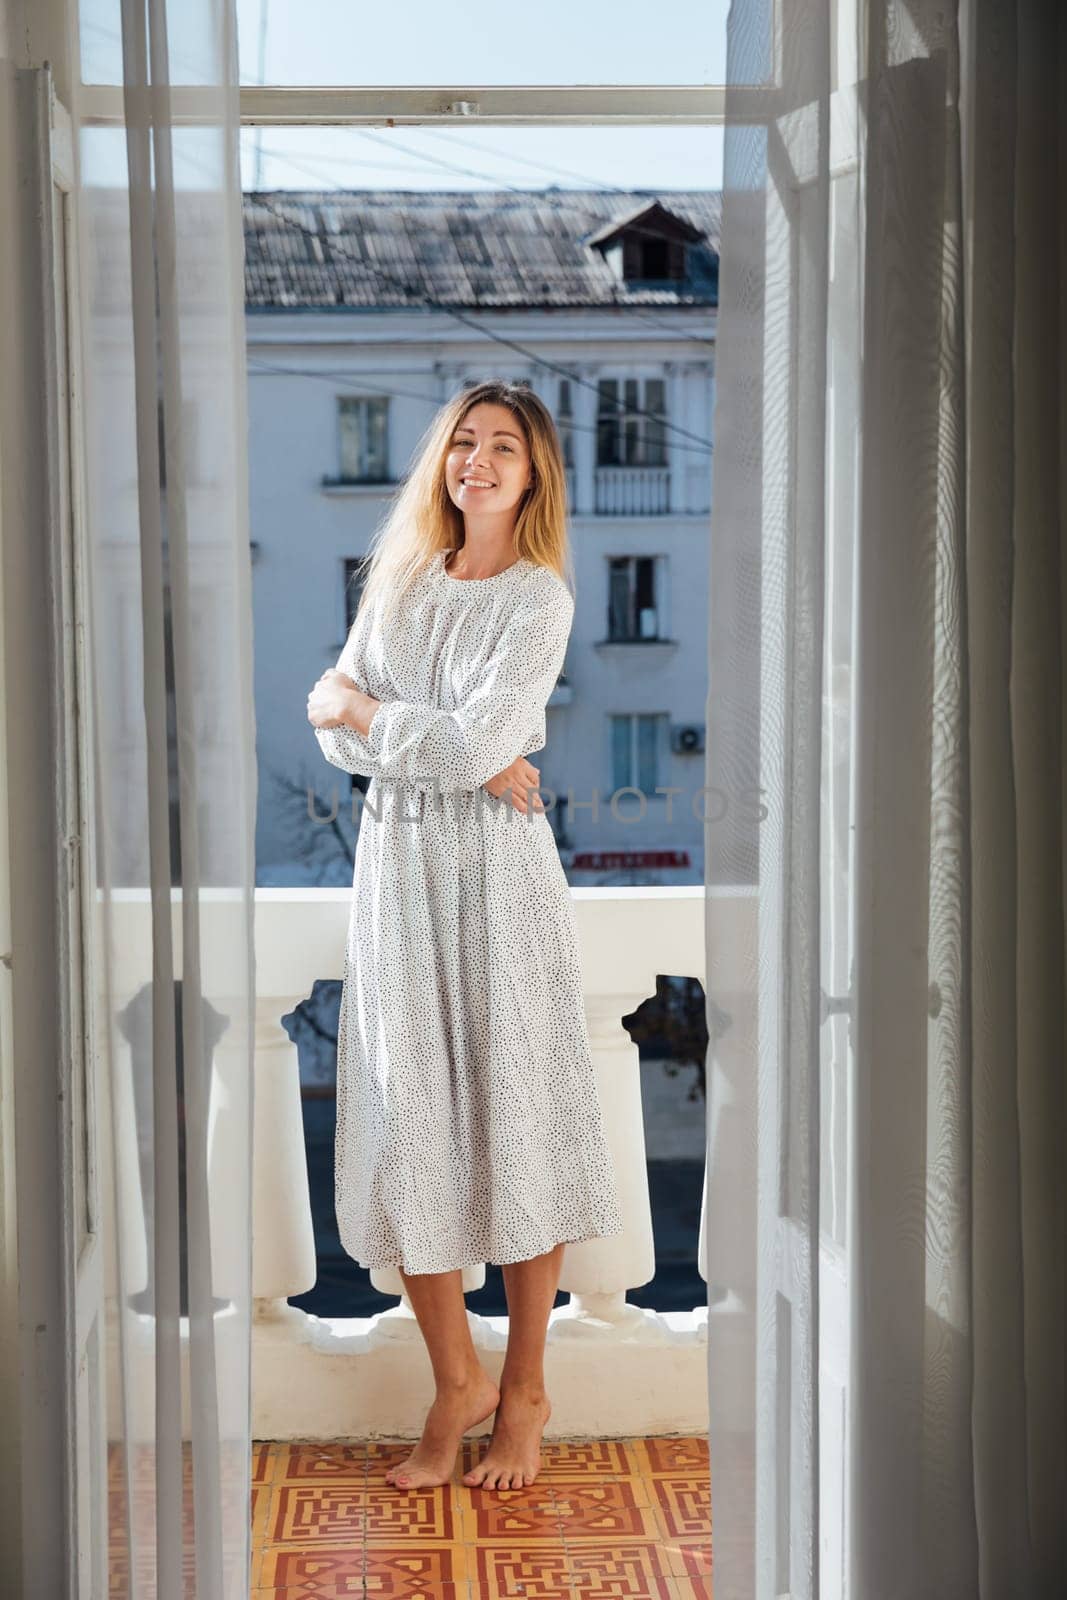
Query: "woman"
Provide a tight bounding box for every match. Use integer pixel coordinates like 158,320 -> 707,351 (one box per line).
306,379 -> 624,1493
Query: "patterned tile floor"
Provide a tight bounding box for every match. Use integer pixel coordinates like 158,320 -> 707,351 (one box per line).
251,1434 -> 712,1598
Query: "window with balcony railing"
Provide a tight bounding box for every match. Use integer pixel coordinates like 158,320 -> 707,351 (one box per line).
596,376 -> 667,467
596,377 -> 669,513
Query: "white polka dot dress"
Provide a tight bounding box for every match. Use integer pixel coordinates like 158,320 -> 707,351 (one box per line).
315,549 -> 625,1275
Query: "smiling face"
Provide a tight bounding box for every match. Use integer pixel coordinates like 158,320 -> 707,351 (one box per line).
443,401 -> 533,518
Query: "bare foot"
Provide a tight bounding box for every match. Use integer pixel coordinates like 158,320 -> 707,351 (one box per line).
461,1383 -> 552,1491
384,1371 -> 500,1490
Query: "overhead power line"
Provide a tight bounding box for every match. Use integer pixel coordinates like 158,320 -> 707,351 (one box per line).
246,358 -> 717,458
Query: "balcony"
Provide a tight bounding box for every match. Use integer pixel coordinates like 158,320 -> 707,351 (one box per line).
594,466 -> 671,516
103,886 -> 746,1579
243,883 -> 753,1436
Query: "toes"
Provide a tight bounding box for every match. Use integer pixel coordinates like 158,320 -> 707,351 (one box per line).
460,1457 -> 542,1493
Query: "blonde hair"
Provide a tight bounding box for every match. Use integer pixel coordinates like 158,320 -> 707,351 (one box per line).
349,380 -> 574,629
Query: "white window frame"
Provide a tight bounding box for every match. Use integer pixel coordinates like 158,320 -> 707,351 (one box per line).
609,711 -> 669,796
77,45 -> 788,134
334,394 -> 390,485
596,374 -> 669,469
608,554 -> 668,641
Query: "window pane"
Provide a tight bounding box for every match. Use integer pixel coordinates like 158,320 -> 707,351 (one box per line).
366,398 -> 389,479
338,396 -> 389,481
644,378 -> 667,466
557,381 -> 574,468
610,714 -> 632,793
337,398 -> 363,480
623,378 -> 640,465
236,0 -> 730,89
636,714 -> 659,794
636,557 -> 656,611
608,558 -> 632,641
597,378 -> 619,466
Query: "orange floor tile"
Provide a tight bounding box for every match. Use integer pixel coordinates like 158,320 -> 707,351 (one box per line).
250,1433 -> 711,1599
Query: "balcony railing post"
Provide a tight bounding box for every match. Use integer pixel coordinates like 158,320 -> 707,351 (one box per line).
251,995 -> 317,1317
553,990 -> 657,1334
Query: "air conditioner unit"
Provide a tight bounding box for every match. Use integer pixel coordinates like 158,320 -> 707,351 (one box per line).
670,722 -> 705,755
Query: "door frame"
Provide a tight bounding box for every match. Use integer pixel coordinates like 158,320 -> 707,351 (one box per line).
0,65 -> 103,1597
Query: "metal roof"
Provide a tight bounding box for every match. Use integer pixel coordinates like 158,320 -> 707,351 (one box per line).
243,189 -> 721,311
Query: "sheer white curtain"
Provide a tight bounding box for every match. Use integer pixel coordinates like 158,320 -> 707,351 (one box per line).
704,0 -> 1066,1595
73,1 -> 255,1595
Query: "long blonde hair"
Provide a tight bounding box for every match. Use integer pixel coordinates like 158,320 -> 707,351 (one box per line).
350,380 -> 574,629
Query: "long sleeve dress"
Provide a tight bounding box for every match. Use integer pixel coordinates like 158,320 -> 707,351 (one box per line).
315,548 -> 625,1275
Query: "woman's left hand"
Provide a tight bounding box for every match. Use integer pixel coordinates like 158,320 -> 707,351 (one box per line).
307,669 -> 359,729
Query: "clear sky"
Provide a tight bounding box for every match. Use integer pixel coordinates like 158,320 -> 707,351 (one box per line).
78,1 -> 726,193
235,1 -> 729,90
238,125 -> 723,195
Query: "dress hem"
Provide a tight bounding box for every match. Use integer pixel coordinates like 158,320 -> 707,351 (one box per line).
342,1221 -> 626,1277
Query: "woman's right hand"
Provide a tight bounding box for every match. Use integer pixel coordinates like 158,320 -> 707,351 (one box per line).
483,756 -> 545,816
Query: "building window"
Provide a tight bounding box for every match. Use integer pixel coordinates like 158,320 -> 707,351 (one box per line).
608,556 -> 661,641
610,712 -> 667,796
336,396 -> 389,483
624,232 -> 684,281
557,378 -> 575,470
596,377 -> 667,467
586,201 -> 706,289
343,558 -> 368,633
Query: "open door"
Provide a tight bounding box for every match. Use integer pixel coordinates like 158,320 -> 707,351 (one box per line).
754,62 -> 861,1600
703,11 -> 863,1594
8,71 -> 112,1594
52,86 -> 111,1596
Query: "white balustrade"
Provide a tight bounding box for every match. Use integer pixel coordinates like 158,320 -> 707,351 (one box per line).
594,465 -> 671,516
99,885 -> 755,1440
250,885 -> 743,1440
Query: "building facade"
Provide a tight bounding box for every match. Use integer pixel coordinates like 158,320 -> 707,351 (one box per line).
244,189 -> 720,886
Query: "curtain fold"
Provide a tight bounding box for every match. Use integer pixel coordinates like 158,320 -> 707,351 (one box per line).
704,0 -> 1065,1595
73,1 -> 256,1595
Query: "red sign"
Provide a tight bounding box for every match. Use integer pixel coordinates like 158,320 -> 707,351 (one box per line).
570,849 -> 690,869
